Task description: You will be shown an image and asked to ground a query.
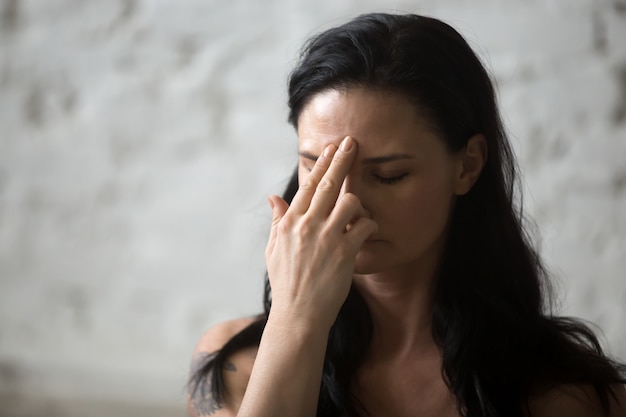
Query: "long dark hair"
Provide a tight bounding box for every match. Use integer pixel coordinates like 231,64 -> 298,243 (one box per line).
190,13 -> 626,416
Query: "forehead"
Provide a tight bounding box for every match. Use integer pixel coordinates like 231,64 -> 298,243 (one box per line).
297,88 -> 440,154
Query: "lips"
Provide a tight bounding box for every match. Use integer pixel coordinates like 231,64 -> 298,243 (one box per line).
363,238 -> 382,243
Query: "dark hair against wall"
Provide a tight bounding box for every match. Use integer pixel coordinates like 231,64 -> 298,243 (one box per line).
189,13 -> 626,417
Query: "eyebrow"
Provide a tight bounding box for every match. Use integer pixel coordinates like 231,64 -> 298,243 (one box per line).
298,151 -> 414,165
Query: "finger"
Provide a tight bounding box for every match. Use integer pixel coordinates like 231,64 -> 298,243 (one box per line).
327,193 -> 368,233
266,195 -> 289,254
308,136 -> 357,216
268,195 -> 289,226
288,143 -> 338,214
345,217 -> 378,249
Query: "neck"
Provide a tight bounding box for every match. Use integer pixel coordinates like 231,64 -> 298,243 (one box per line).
353,262 -> 438,362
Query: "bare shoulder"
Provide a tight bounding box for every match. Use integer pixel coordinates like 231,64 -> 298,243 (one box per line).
526,384 -> 626,417
193,316 -> 259,355
188,317 -> 260,417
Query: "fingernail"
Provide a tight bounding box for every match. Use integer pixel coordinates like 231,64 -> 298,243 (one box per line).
340,136 -> 353,152
267,197 -> 275,210
323,144 -> 335,157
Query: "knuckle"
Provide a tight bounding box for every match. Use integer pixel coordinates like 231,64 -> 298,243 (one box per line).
277,216 -> 294,232
338,193 -> 363,212
340,192 -> 360,206
294,217 -> 315,237
299,179 -> 316,191
317,177 -> 337,191
275,223 -> 288,237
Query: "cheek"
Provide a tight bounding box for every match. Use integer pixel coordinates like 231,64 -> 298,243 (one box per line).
383,181 -> 455,237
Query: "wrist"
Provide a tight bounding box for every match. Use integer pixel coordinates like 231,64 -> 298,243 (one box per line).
266,308 -> 333,340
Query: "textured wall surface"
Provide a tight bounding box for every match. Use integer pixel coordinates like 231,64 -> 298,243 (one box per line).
1,0 -> 625,415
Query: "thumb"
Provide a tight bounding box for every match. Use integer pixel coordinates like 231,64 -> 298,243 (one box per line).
266,195 -> 289,255
268,195 -> 289,226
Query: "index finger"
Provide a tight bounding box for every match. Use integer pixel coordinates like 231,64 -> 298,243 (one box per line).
288,142 -> 338,214
308,136 -> 357,216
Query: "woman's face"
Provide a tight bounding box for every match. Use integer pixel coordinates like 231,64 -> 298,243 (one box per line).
297,88 -> 464,277
298,88 -> 462,275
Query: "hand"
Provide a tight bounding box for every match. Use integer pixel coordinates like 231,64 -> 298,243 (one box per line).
265,136 -> 378,330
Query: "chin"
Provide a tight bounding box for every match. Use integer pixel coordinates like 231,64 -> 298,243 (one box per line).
353,251 -> 392,275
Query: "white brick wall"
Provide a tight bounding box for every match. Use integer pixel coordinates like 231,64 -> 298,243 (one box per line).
0,0 -> 624,415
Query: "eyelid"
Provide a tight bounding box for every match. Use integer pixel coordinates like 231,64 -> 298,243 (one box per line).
373,172 -> 409,185
299,153 -> 319,163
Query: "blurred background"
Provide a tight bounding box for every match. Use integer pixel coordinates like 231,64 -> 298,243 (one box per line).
0,0 -> 625,416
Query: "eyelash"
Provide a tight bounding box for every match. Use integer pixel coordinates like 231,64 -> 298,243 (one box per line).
304,167 -> 408,185
374,173 -> 408,185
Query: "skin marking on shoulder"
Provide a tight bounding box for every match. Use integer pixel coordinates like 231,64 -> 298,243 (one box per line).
189,354 -> 239,416
189,353 -> 222,416
191,381 -> 222,416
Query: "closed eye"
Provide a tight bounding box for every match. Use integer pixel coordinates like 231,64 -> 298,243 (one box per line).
374,173 -> 408,185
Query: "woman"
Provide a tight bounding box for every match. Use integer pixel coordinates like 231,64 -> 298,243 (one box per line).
188,13 -> 626,417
